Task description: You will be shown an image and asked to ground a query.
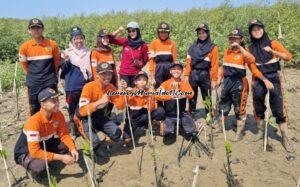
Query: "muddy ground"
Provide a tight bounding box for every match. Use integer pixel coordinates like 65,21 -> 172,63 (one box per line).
0,68 -> 299,187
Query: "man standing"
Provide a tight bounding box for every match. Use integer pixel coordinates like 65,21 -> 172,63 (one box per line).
19,18 -> 60,115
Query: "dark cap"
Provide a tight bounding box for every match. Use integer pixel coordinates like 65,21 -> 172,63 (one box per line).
38,88 -> 62,102
157,22 -> 170,32
228,28 -> 244,38
196,23 -> 209,32
70,26 -> 85,39
97,29 -> 109,37
28,18 -> 44,29
169,62 -> 184,70
96,62 -> 113,74
134,71 -> 149,80
248,19 -> 264,30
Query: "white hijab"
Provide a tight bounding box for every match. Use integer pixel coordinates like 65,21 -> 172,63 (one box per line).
62,40 -> 92,80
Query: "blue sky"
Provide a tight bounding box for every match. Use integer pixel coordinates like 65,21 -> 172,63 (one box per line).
0,0 -> 276,19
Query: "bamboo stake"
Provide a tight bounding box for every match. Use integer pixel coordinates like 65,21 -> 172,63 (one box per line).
176,98 -> 180,138
264,92 -> 270,152
87,107 -> 97,187
221,110 -> 227,141
124,96 -> 136,150
42,141 -> 52,187
12,62 -> 18,94
191,165 -> 199,187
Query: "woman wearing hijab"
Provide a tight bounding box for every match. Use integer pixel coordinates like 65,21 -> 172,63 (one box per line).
248,19 -> 294,153
109,21 -> 148,88
60,26 -> 92,138
184,23 -> 219,115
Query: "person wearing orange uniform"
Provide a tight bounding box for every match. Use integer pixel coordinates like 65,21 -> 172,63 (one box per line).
91,29 -> 119,117
156,63 -> 197,140
149,22 -> 177,89
19,18 -> 60,115
184,23 -> 219,115
217,28 -> 273,142
248,19 -> 294,152
123,71 -> 165,143
75,62 -> 126,153
14,88 -> 78,177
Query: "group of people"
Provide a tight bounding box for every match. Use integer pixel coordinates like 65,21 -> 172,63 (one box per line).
13,17 -> 294,178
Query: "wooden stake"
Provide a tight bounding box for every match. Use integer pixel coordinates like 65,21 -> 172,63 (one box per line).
176,98 -> 180,138
87,107 -> 97,187
124,96 -> 136,150
13,62 -> 18,95
221,110 -> 227,141
191,165 -> 199,187
42,141 -> 52,187
264,92 -> 270,152
0,140 -> 11,187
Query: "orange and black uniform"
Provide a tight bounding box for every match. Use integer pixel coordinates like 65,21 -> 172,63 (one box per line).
149,39 -> 177,88
219,48 -> 263,119
91,49 -> 118,85
155,78 -> 197,136
14,109 -> 75,174
123,87 -> 165,139
91,49 -> 118,116
75,80 -> 125,149
184,43 -> 219,113
19,38 -> 60,115
250,40 -> 292,124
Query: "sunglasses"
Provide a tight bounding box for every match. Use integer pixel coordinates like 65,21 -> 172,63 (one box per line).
128,29 -> 136,33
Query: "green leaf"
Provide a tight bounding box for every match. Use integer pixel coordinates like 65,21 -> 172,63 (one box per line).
203,96 -> 212,109
0,149 -> 7,160
82,139 -> 91,157
50,175 -> 57,187
206,113 -> 211,123
224,141 -> 232,154
151,148 -> 158,159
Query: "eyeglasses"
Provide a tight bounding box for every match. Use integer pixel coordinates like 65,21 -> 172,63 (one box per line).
128,29 -> 136,33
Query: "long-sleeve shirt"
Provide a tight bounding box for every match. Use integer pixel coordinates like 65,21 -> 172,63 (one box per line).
19,38 -> 60,87
126,87 -> 156,112
23,109 -> 75,161
78,80 -> 125,117
91,49 -> 118,80
220,48 -> 263,79
109,36 -> 148,75
184,46 -> 219,82
148,38 -> 177,76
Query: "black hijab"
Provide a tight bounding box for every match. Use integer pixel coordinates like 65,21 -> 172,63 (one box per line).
188,30 -> 215,61
249,29 -> 273,64
127,28 -> 144,49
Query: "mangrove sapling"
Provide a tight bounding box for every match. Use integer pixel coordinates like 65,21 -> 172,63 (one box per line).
204,94 -> 214,149
42,140 -> 57,187
0,139 -> 11,187
86,107 -> 98,187
82,138 -> 98,187
223,141 -> 235,187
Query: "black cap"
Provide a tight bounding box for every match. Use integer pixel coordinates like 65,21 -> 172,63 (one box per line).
228,28 -> 244,38
196,23 -> 209,32
38,88 -> 62,102
157,22 -> 170,32
169,62 -> 184,70
28,18 -> 44,29
96,62 -> 113,74
70,26 -> 85,39
97,29 -> 109,37
134,71 -> 149,80
248,19 -> 264,30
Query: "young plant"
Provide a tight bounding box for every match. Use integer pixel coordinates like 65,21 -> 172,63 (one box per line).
42,140 -> 56,187
151,146 -> 159,186
204,94 -> 214,149
223,140 -> 235,187
0,139 -> 11,187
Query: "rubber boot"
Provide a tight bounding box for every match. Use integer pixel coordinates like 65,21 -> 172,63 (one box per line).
254,120 -> 265,142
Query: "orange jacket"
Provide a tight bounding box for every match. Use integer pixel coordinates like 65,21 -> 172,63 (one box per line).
148,39 -> 177,76
271,40 -> 292,61
23,109 -> 75,161
184,46 -> 219,82
91,50 -> 118,80
19,38 -> 60,74
155,78 -> 194,101
79,80 -> 125,116
220,48 -> 263,79
126,87 -> 156,112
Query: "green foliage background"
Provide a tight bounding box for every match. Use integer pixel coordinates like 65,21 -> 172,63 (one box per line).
0,1 -> 299,90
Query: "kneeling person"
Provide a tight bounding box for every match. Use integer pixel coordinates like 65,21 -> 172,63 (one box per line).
123,71 -> 165,143
75,62 -> 126,152
14,88 -> 78,176
156,63 -> 197,138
